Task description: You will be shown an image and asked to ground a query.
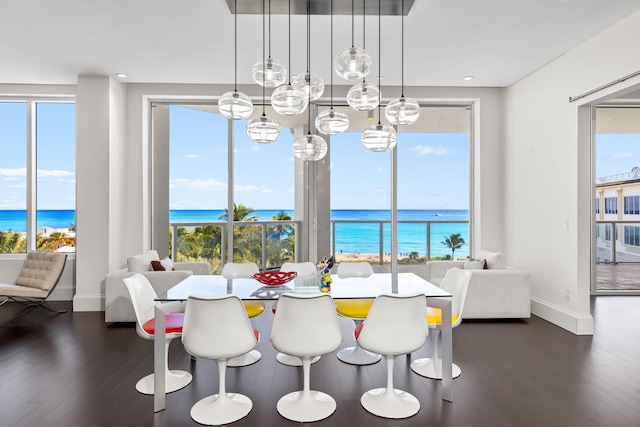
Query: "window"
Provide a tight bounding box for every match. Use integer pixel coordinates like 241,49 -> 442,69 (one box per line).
605,197 -> 618,214
596,197 -> 600,214
624,195 -> 640,215
0,100 -> 75,254
605,224 -> 612,241
623,225 -> 640,247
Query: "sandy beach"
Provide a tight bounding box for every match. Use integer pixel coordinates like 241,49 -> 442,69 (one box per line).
334,252 -> 394,263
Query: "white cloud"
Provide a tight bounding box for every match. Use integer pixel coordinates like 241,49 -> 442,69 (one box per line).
37,169 -> 75,178
185,154 -> 201,159
604,152 -> 633,161
0,167 -> 26,177
251,145 -> 261,152
410,145 -> 454,156
170,178 -> 227,191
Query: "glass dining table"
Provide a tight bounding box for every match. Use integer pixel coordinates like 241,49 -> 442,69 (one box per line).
152,272 -> 453,412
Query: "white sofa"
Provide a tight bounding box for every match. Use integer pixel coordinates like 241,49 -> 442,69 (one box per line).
105,250 -> 211,322
425,250 -> 530,319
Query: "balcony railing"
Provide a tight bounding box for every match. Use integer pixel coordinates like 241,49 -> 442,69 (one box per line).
595,220 -> 640,264
170,218 -> 469,272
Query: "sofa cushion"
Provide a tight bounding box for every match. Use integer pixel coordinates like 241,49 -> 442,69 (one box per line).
475,250 -> 506,269
464,257 -> 487,270
127,250 -> 160,272
151,257 -> 175,271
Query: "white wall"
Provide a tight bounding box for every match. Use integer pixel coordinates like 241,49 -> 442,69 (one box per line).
503,10 -> 640,334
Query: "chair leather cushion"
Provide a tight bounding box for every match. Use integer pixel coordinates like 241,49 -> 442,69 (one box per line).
141,313 -> 184,335
335,300 -> 374,319
427,308 -> 458,325
15,251 -> 66,291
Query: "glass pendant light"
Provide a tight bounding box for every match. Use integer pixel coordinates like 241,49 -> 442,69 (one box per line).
347,0 -> 379,111
271,0 -> 307,116
334,0 -> 371,81
385,0 -> 420,126
251,0 -> 287,87
293,0 -> 327,161
292,1 -> 324,101
219,0 -> 254,120
316,0 -> 349,136
247,0 -> 281,143
362,0 -> 397,152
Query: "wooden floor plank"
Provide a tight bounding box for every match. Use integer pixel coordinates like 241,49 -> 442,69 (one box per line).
1,297 -> 640,426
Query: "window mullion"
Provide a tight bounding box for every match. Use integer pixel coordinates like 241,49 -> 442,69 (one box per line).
26,100 -> 37,251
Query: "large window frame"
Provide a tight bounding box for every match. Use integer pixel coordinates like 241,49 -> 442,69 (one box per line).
0,98 -> 76,255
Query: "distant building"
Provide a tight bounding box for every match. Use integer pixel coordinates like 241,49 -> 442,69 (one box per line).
596,167 -> 640,262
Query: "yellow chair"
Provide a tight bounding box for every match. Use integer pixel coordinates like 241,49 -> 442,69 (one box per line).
334,262 -> 381,365
222,262 -> 266,367
411,267 -> 471,379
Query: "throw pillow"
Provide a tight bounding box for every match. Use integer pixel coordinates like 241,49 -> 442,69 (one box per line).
475,250 -> 506,269
464,257 -> 487,270
151,257 -> 175,271
127,250 -> 160,272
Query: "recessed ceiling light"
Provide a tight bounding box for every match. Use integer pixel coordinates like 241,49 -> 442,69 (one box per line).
115,73 -> 127,78
463,76 -> 474,81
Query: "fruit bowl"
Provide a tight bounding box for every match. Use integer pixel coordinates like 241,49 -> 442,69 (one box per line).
252,271 -> 298,286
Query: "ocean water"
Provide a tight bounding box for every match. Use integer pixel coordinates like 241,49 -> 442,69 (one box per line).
0,209 -> 469,258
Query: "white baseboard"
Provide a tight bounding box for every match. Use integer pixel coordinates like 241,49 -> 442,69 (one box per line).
73,294 -> 104,312
531,297 -> 594,335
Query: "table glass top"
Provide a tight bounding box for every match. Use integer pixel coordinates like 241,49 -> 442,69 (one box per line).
155,272 -> 451,301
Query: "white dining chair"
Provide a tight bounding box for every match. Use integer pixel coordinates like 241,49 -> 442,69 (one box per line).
181,294 -> 259,425
275,261 -> 321,366
270,293 -> 342,422
221,262 -> 265,367
124,274 -> 192,394
411,267 -> 471,379
334,262 -> 381,365
356,292 -> 428,419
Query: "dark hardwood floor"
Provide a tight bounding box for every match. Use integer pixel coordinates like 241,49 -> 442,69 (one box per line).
1,297 -> 640,427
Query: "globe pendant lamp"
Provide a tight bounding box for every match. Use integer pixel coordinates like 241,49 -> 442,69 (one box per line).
362,0 -> 397,152
247,0 -> 281,143
292,132 -> 327,161
292,0 -> 327,162
385,0 -> 420,126
247,114 -> 281,143
251,0 -> 287,87
316,0 -> 349,136
292,1 -> 324,101
347,81 -> 380,111
292,72 -> 324,101
334,0 -> 371,81
219,0 -> 253,120
347,0 -> 379,112
271,0 -> 307,116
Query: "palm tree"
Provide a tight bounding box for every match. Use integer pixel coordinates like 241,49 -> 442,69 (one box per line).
441,232 -> 465,259
0,230 -> 25,254
219,203 -> 259,222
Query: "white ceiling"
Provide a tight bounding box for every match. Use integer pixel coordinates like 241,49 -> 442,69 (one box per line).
1,0 -> 640,88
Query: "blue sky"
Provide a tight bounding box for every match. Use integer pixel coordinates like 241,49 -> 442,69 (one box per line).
168,105 -> 471,210
2,102 -> 640,212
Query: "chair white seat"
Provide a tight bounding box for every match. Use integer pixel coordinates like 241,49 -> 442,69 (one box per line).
221,262 -> 264,368
275,262 -> 321,367
270,293 -> 342,422
124,273 -> 192,395
411,267 -> 471,380
334,262 -> 381,365
356,293 -> 428,419
182,294 -> 259,425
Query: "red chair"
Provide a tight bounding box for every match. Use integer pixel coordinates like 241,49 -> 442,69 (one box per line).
124,273 -> 192,394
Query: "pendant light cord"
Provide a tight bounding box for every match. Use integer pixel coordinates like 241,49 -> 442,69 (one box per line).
287,0 -> 291,85
401,0 -> 405,98
262,0 -> 266,115
234,0 -> 238,92
362,0 -> 366,82
268,0 -> 272,59
330,0 -> 333,109
306,0 -> 312,134
351,0 -> 355,48
377,0 -> 381,124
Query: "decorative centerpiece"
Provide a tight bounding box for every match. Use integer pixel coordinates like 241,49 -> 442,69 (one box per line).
316,256 -> 335,292
252,271 -> 297,286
